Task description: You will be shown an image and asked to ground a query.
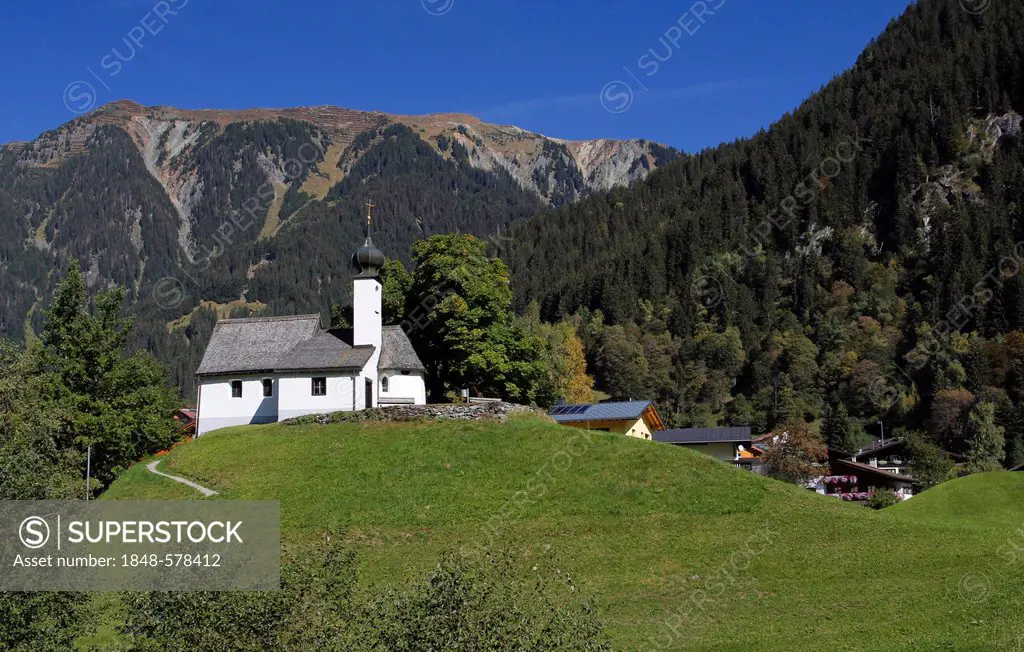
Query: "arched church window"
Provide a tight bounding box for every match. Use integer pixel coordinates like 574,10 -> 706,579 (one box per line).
381,376 -> 389,393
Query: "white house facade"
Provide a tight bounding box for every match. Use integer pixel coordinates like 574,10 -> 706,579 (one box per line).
194,237 -> 427,436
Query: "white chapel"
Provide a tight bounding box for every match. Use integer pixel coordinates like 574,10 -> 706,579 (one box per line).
194,232 -> 427,436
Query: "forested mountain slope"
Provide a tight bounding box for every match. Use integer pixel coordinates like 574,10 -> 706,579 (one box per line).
508,0 -> 1024,462
0,102 -> 675,393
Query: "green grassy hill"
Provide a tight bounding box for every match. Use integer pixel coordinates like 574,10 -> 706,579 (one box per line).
889,471 -> 1024,527
104,416 -> 1024,650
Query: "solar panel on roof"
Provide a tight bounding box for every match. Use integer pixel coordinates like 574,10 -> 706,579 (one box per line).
551,405 -> 593,416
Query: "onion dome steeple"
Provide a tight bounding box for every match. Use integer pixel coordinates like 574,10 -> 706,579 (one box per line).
352,200 -> 384,277
353,237 -> 385,277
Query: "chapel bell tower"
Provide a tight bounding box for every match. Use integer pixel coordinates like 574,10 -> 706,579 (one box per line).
352,200 -> 383,350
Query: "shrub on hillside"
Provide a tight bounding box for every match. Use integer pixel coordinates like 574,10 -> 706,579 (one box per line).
365,549 -> 608,651
0,591 -> 91,651
866,489 -> 901,510
120,530 -> 608,651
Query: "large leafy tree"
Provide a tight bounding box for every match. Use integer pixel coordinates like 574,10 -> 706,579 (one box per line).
36,261 -> 179,490
686,323 -> 744,416
928,388 -> 976,453
546,321 -> 595,404
380,258 -> 413,325
595,323 -> 650,401
405,235 -> 546,403
0,322 -> 104,652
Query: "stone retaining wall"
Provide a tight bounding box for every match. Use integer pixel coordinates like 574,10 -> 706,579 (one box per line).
282,402 -> 539,426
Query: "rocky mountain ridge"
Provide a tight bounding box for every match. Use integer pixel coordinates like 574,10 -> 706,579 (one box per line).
0,100 -> 676,394
12,100 -> 675,214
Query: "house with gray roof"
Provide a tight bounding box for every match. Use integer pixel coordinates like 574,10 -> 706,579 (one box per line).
654,427 -> 754,462
548,400 -> 665,440
194,236 -> 426,436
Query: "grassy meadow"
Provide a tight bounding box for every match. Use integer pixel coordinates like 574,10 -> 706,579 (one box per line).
100,416 -> 1024,650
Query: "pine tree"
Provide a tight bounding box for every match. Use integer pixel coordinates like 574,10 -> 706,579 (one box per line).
0,341 -> 80,500
821,401 -> 854,452
964,402 -> 1006,473
36,261 -> 180,491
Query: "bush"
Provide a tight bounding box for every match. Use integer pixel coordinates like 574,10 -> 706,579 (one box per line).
121,530 -> 608,651
0,592 -> 91,651
366,549 -> 608,651
866,489 -> 901,510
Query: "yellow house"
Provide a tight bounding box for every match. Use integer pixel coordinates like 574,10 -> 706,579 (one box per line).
548,400 -> 665,440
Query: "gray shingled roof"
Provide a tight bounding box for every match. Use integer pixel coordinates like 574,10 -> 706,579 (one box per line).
197,314 -> 376,376
196,315 -> 323,376
654,427 -> 752,445
379,326 -> 426,371
548,400 -> 651,423
274,331 -> 375,372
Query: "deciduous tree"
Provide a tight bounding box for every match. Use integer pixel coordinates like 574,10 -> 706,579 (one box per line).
406,235 -> 546,404
380,258 -> 413,325
905,431 -> 954,489
929,388 -> 976,453
762,421 -> 827,485
519,305 -> 595,406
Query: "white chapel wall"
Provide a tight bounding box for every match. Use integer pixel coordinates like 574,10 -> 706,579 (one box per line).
278,373 -> 355,421
379,370 -> 427,405
197,374 -> 279,436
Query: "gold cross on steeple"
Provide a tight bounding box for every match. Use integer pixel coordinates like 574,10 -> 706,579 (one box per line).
365,199 -> 375,226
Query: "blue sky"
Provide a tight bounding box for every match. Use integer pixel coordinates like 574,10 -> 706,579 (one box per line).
0,1 -> 912,151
